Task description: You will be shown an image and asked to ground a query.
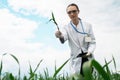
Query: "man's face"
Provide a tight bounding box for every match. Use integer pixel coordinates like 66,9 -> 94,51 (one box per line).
67,6 -> 79,21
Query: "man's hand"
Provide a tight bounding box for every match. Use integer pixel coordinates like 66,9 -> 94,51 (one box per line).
55,30 -> 62,38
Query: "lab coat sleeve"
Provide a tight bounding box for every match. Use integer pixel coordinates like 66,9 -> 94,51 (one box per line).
88,24 -> 96,53
61,25 -> 68,42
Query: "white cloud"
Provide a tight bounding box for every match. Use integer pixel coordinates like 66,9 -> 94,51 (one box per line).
8,0 -> 65,17
0,9 -> 43,54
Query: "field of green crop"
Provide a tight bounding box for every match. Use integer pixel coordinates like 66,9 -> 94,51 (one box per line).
0,53 -> 120,80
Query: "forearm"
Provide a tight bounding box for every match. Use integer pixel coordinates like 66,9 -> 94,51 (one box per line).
88,41 -> 96,53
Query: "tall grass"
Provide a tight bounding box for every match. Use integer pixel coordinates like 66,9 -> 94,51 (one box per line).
0,53 -> 120,80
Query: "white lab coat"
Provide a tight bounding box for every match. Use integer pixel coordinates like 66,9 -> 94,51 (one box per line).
61,20 -> 96,74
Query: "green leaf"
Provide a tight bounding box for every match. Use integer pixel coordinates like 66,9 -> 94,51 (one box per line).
51,12 -> 58,25
112,55 -> 117,72
9,73 -> 15,80
83,59 -> 110,80
9,54 -> 21,80
48,12 -> 59,30
44,68 -> 49,80
0,61 -> 2,77
23,75 -> 27,80
34,59 -> 43,73
28,62 -> 34,80
3,53 -> 7,56
92,59 -> 110,80
103,60 -> 112,68
53,58 -> 70,78
10,54 -> 19,64
55,61 -> 57,73
29,62 -> 33,75
52,12 -> 55,22
104,59 -> 112,79
48,19 -> 53,23
83,60 -> 93,80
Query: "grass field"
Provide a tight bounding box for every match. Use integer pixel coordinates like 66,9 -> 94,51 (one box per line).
0,53 -> 120,80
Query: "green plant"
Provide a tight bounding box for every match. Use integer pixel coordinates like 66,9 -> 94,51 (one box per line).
0,53 -> 120,80
48,12 -> 59,30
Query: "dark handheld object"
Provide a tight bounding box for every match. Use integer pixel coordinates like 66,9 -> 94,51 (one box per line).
76,52 -> 87,58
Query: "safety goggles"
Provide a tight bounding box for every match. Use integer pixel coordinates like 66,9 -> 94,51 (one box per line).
67,10 -> 78,14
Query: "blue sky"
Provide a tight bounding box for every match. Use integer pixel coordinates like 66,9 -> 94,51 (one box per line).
0,0 -> 120,76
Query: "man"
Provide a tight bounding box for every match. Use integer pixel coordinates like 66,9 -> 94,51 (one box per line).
55,3 -> 96,76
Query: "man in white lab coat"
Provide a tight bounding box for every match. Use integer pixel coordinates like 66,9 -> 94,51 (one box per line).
55,3 -> 96,76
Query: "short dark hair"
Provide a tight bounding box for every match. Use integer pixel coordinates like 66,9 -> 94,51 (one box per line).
66,3 -> 79,12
